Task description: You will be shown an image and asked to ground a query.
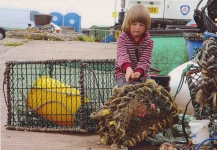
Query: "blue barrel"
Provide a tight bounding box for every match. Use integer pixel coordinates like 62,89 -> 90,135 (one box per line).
184,33 -> 203,60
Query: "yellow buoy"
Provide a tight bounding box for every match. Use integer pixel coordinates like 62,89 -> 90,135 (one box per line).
27,76 -> 89,126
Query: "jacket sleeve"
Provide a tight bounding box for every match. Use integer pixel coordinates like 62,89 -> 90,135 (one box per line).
135,35 -> 154,75
116,36 -> 132,72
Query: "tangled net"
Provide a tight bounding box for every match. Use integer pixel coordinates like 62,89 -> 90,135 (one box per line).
185,37 -> 217,119
194,0 -> 217,33
90,79 -> 181,148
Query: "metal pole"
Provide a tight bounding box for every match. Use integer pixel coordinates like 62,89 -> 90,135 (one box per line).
114,0 -> 117,24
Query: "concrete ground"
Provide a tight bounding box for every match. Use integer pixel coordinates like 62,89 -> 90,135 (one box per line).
0,38 -> 159,150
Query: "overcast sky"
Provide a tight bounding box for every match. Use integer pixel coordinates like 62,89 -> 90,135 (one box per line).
0,0 -> 121,28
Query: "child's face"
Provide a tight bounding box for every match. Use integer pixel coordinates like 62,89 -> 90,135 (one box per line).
130,22 -> 145,39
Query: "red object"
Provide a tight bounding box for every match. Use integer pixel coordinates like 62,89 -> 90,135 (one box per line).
136,105 -> 146,117
188,24 -> 197,27
151,103 -> 155,108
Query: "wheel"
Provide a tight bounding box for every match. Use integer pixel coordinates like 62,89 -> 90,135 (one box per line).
113,24 -> 121,40
0,29 -> 5,40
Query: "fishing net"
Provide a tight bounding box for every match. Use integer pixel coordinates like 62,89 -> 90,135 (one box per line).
194,0 -> 217,33
178,33 -> 217,149
90,79 -> 181,148
184,37 -> 217,120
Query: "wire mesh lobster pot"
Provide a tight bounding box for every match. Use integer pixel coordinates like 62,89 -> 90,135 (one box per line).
184,36 -> 217,120
181,36 -> 217,149
194,0 -> 217,34
3,59 -> 116,132
90,79 -> 181,148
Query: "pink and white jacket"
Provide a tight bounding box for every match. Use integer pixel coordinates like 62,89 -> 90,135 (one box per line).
114,31 -> 154,80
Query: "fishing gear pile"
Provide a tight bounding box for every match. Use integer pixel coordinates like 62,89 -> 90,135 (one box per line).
90,79 -> 181,148
185,37 -> 217,120
179,36 -> 217,149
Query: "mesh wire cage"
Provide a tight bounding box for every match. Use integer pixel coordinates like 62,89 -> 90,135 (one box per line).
90,79 -> 181,148
3,58 -> 183,148
182,37 -> 217,148
3,59 -> 116,133
185,37 -> 217,120
75,59 -> 116,131
194,0 -> 217,33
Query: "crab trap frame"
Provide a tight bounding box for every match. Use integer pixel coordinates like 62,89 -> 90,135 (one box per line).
178,36 -> 217,149
3,59 -> 116,133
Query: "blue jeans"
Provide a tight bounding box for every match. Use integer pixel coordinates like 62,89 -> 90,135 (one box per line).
116,76 -> 146,87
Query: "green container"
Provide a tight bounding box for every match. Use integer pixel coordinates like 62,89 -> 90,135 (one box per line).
149,30 -> 188,75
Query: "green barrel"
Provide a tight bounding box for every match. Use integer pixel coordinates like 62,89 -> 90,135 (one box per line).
149,30 -> 188,75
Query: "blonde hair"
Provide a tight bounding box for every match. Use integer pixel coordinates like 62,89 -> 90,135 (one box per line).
122,4 -> 151,33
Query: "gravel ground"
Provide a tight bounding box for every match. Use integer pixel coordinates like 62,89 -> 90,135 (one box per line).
0,38 -> 160,150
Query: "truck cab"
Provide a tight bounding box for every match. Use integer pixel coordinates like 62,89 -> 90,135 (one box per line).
0,7 -> 39,40
113,0 -> 207,39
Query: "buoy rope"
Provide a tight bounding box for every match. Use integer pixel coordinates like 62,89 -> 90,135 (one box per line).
31,100 -> 73,115
172,64 -> 198,100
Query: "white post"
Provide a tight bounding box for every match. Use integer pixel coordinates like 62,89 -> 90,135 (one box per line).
114,0 -> 117,24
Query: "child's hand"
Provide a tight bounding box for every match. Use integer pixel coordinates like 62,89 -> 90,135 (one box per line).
134,72 -> 141,79
125,67 -> 134,82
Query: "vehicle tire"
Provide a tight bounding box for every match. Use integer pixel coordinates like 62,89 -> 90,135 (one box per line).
0,29 -> 5,40
113,24 -> 122,40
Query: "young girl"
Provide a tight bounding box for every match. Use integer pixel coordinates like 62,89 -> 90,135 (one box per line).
114,4 -> 154,87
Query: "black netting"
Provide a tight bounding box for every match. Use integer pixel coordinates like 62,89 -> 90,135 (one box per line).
194,0 -> 217,33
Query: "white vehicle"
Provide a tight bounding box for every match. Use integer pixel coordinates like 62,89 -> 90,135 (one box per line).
113,0 -> 207,39
0,7 -> 39,40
